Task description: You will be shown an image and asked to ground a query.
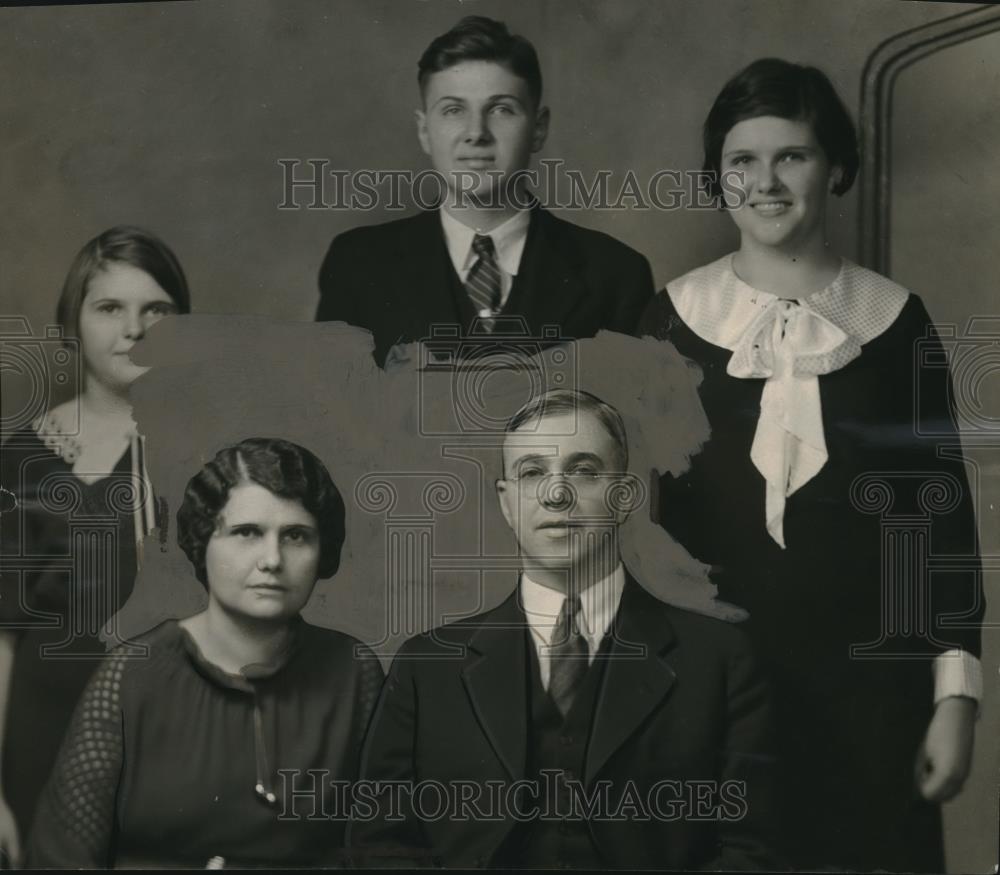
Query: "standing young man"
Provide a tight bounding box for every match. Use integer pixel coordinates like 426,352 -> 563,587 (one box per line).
315,17 -> 654,366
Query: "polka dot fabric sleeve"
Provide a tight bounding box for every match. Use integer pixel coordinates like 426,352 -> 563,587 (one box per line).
353,644 -> 386,755
26,650 -> 127,868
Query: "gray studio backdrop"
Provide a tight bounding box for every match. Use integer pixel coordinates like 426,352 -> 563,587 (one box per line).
1,1 -> 998,872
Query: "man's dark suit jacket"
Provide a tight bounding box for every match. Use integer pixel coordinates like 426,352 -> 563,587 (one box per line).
315,207 -> 655,366
349,575 -> 777,870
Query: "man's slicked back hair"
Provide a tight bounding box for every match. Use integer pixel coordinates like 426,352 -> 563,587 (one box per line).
504,389 -> 629,471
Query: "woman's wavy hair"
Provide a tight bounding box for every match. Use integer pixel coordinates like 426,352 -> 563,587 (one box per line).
177,438 -> 346,587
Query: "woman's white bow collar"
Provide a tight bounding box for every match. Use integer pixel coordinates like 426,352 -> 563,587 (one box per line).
667,255 -> 909,547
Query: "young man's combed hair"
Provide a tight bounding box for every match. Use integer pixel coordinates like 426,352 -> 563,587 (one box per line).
417,15 -> 543,107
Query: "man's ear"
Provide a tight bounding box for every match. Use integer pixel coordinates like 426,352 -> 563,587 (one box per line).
828,164 -> 844,194
496,479 -> 515,532
415,108 -> 431,157
531,105 -> 550,153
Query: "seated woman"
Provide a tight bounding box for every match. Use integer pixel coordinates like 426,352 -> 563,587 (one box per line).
638,59 -> 982,872
27,437 -> 384,868
0,226 -> 190,864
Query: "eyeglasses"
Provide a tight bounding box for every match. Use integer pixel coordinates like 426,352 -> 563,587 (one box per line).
503,469 -> 613,491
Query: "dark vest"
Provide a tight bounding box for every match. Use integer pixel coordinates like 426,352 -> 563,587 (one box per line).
492,631 -> 610,869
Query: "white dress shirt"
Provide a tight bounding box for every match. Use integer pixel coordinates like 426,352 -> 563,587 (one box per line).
519,565 -> 626,690
439,207 -> 531,316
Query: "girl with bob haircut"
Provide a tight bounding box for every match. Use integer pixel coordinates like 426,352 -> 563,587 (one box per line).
639,58 -> 982,872
0,226 -> 190,865
55,224 -> 191,338
28,437 -> 383,868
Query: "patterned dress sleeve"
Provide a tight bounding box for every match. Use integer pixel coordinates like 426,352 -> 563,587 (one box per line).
351,643 -> 385,758
26,650 -> 127,867
348,643 -> 427,867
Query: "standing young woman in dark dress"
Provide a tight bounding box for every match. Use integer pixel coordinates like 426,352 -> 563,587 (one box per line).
638,59 -> 983,872
27,438 -> 384,868
0,227 -> 190,865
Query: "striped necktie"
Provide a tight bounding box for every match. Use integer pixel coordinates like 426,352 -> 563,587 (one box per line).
465,234 -> 501,331
548,594 -> 589,717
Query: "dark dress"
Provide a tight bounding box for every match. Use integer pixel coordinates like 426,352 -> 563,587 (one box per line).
0,426 -> 141,838
27,618 -> 384,868
637,268 -> 983,872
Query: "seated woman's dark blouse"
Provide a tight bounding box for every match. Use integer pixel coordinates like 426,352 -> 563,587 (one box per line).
27,618 -> 383,868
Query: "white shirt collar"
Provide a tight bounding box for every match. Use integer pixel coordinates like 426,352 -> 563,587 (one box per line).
439,206 -> 531,279
519,564 -> 625,652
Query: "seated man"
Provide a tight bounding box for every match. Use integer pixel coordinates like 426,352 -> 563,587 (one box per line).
315,16 -> 654,366
350,389 -> 778,869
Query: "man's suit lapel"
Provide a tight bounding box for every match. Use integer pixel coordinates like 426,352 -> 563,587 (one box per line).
458,577 -> 679,786
396,209 -> 463,335
585,575 -> 678,784
461,593 -> 529,782
509,208 -> 588,333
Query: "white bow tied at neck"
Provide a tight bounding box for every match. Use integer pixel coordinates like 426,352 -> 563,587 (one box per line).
726,299 -> 862,547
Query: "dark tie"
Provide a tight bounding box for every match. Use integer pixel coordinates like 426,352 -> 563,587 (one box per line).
465,234 -> 501,331
548,594 -> 589,717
